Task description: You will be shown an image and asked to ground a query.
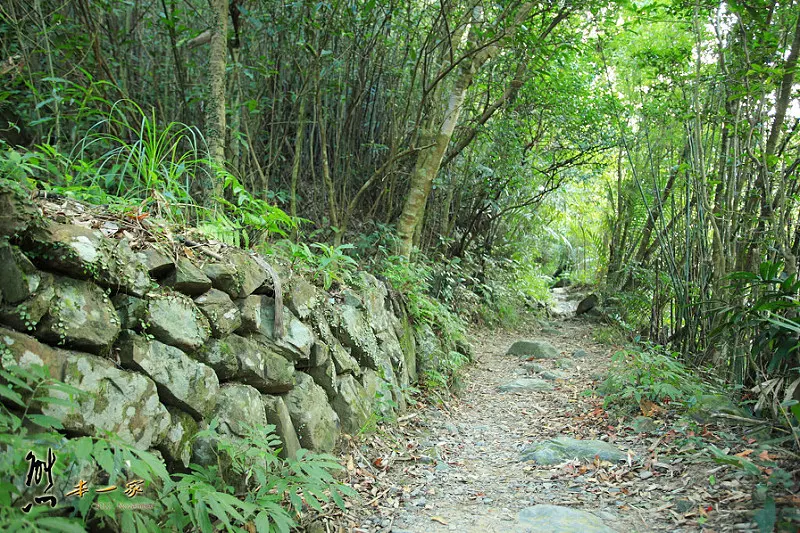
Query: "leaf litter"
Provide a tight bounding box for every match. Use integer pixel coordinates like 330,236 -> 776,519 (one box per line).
318,315 -> 799,533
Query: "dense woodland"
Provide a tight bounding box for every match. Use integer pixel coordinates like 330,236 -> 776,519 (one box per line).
1,0 -> 800,528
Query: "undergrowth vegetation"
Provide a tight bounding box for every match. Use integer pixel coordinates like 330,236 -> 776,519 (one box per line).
599,344 -> 710,413
596,339 -> 800,532
0,362 -> 352,532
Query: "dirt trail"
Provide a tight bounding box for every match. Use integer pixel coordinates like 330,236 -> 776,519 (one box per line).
342,290 -> 766,533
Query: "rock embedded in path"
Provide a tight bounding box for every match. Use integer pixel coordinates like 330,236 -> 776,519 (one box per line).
522,361 -> 546,373
521,436 -> 626,465
516,505 -> 618,533
572,349 -> 589,358
689,394 -> 751,423
556,358 -> 575,369
506,339 -> 559,359
498,378 -> 554,393
539,370 -> 568,381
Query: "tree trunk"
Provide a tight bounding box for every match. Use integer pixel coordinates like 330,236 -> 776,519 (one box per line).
397,8 -> 486,258
206,0 -> 228,198
395,2 -> 558,257
290,94 -> 307,239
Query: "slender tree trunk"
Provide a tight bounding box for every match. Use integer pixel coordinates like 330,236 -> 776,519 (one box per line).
316,81 -> 339,242
206,0 -> 228,197
290,94 -> 307,240
396,75 -> 470,257
396,2 -> 557,257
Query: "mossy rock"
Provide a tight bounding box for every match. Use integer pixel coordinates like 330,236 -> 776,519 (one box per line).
506,340 -> 560,359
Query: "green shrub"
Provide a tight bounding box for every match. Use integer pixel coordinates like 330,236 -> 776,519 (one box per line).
592,325 -> 625,345
421,351 -> 469,395
599,345 -> 707,412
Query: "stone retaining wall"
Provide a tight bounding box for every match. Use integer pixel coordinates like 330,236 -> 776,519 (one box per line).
0,184 -> 460,470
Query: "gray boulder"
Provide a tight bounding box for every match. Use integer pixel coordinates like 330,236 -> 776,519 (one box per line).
0,271 -> 55,332
192,383 -> 267,467
395,311 -> 417,384
506,340 -> 559,359
521,436 -> 627,465
146,292 -> 210,352
284,372 -> 340,452
163,257 -> 212,296
331,374 -> 373,434
576,294 -> 599,315
416,323 -> 445,374
306,355 -> 337,398
233,335 -> 295,393
213,384 -> 268,437
330,304 -> 380,369
118,331 -> 219,419
498,378 -> 554,393
35,276 -> 120,354
159,407 -> 199,470
29,221 -> 151,297
262,395 -> 302,459
138,246 -> 174,278
112,294 -> 148,331
202,250 -> 267,298
0,245 -> 41,304
194,337 -> 240,381
237,295 -> 314,364
285,278 -> 320,319
0,327 -> 170,449
194,288 -> 242,338
360,368 -> 396,418
358,272 -> 392,334
516,505 -> 617,533
309,340 -> 330,367
309,309 -> 360,375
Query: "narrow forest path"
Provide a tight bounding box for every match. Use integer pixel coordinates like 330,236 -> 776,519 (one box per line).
340,289 -> 764,533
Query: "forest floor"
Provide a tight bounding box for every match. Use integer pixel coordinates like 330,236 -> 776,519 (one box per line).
325,289 -> 799,533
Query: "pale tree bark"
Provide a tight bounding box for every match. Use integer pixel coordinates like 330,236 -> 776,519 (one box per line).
396,2 -> 561,257
397,7 -> 491,257
206,0 -> 228,197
